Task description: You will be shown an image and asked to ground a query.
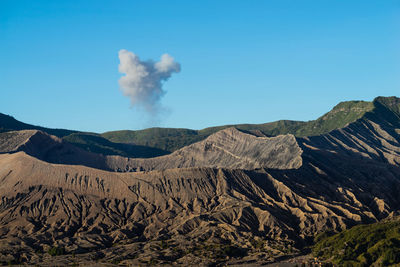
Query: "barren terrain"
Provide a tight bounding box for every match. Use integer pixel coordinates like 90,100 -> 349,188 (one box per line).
0,96 -> 400,265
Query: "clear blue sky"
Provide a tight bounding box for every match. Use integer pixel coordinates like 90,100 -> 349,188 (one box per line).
1,0 -> 399,133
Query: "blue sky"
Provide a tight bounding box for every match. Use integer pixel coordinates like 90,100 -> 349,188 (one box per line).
1,0 -> 399,133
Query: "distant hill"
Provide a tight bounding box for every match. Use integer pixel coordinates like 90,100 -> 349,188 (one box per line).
101,99 -> 376,152
1,96 -> 398,155
1,96 -> 400,265
0,114 -> 168,158
63,133 -> 168,158
0,113 -> 76,137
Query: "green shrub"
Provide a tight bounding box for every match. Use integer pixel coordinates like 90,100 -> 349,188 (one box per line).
48,246 -> 65,256
313,219 -> 400,266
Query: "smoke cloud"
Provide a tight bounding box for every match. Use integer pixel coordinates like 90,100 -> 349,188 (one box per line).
118,49 -> 181,115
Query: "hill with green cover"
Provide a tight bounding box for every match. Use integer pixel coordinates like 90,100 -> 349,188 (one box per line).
1,96 -> 400,265
63,133 -> 168,158
313,217 -> 400,266
101,99 -> 376,152
0,113 -> 76,137
1,96 -> 398,155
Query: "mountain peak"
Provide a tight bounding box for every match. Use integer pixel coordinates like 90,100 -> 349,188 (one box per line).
2,96 -> 400,265
1,96 -> 400,155
374,96 -> 400,117
311,99 -> 374,130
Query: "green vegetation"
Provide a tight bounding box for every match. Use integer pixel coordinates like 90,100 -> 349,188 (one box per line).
101,100 -> 374,152
1,96 -> 398,155
375,96 -> 400,117
110,258 -> 122,265
313,218 -> 400,266
101,121 -> 309,152
0,113 -> 76,137
292,100 -> 374,136
186,242 -> 248,260
365,96 -> 400,129
250,238 -> 266,250
101,127 -> 203,152
48,246 -> 66,256
63,132 -> 168,158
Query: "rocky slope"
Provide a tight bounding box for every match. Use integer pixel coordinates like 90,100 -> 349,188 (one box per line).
0,98 -> 377,154
0,113 -> 76,138
1,148 -> 400,266
0,127 -> 304,172
0,130 -> 108,170
0,96 -> 400,265
106,127 -> 303,171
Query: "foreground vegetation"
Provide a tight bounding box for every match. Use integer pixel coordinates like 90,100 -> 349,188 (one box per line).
313,218 -> 400,266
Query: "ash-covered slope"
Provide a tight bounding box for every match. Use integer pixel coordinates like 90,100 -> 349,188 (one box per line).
0,113 -> 169,158
106,127 -> 303,171
0,130 -> 109,170
0,128 -> 304,172
1,144 -> 400,265
1,96 -> 400,265
105,97 -> 400,173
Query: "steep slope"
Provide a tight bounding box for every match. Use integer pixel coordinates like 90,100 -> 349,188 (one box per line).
101,99 -> 375,152
0,97 -> 388,154
0,130 -> 109,170
3,97 -> 400,173
106,128 -> 303,171
374,96 -> 400,117
0,113 -> 76,138
0,114 -> 170,159
0,128 -> 303,172
300,98 -> 400,168
1,96 -> 400,265
103,98 -> 400,172
1,149 -> 400,265
0,130 -> 38,153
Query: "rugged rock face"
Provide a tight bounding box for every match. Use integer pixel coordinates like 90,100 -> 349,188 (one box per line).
0,130 -> 109,170
1,131 -> 400,265
1,97 -> 400,265
0,128 -> 304,172
106,128 -> 303,172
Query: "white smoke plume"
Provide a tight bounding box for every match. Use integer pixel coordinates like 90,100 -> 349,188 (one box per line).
118,49 -> 181,115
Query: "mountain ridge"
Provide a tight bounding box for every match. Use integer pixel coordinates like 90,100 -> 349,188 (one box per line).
1,145 -> 399,265
1,96 -> 395,156
1,96 -> 400,265
100,99 -> 375,152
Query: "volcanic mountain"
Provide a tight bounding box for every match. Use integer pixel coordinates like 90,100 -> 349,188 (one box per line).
0,96 -> 400,266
